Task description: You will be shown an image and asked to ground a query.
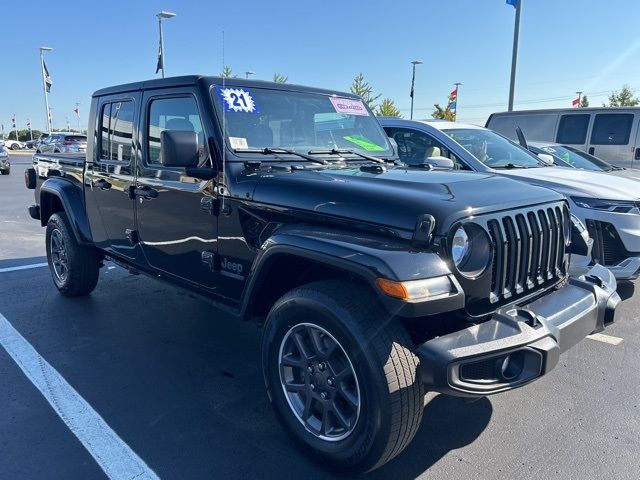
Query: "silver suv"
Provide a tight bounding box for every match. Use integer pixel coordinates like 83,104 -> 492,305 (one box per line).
37,133 -> 87,154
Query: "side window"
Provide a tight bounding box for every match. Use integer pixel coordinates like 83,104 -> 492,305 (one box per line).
590,113 -> 633,145
384,127 -> 469,170
147,96 -> 207,165
99,100 -> 134,161
556,114 -> 589,144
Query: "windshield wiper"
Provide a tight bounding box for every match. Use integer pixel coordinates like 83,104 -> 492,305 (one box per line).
234,147 -> 328,165
307,148 -> 388,164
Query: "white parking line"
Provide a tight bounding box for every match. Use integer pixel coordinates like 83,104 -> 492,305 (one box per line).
0,262 -> 48,273
0,313 -> 159,480
586,333 -> 624,345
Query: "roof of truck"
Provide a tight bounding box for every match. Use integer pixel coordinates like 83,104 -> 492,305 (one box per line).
93,75 -> 360,99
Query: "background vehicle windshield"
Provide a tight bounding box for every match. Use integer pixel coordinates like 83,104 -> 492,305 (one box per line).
443,128 -> 542,168
212,86 -> 393,157
539,145 -> 613,172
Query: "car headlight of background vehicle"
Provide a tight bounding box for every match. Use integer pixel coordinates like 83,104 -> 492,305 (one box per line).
451,223 -> 492,278
571,196 -> 640,214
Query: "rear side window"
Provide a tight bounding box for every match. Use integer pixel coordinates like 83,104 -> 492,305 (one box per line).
65,135 -> 86,142
556,114 -> 590,144
590,113 -> 633,145
147,96 -> 206,165
99,101 -> 134,161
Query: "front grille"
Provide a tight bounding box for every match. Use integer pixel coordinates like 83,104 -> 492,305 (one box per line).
485,204 -> 569,305
586,220 -> 629,266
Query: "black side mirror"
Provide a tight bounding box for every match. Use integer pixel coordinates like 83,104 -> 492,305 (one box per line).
161,130 -> 199,168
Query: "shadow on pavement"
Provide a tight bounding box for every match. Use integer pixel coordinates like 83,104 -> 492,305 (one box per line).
367,395 -> 492,479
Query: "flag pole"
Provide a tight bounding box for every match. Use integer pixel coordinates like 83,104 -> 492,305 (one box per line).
507,0 -> 521,111
39,47 -> 53,132
75,103 -> 81,131
14,115 -> 18,142
28,120 -> 33,142
454,82 -> 462,121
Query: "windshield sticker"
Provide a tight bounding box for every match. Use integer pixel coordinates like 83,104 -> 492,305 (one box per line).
229,137 -> 248,149
330,97 -> 369,116
216,87 -> 259,113
343,135 -> 386,151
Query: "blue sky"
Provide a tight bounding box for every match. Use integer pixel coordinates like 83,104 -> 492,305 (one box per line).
2,0 -> 639,132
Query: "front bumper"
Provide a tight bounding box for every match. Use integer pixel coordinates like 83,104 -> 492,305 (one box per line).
417,264 -> 619,397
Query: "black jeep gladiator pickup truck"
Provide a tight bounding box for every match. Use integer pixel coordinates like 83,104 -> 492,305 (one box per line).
26,76 -> 620,473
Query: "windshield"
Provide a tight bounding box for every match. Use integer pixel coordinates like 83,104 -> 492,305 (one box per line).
211,86 -> 393,158
538,145 -> 613,172
443,128 -> 543,168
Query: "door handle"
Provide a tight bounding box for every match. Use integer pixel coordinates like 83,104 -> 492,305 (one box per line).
134,186 -> 159,200
588,147 -> 595,155
93,179 -> 112,190
635,148 -> 640,161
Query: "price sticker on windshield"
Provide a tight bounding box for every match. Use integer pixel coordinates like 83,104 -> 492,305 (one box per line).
216,87 -> 259,113
330,97 -> 369,116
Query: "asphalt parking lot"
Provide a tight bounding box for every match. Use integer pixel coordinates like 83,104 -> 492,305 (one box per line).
1,151 -> 639,479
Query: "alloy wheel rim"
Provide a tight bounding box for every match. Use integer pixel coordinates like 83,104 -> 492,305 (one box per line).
278,322 -> 361,442
50,228 -> 68,282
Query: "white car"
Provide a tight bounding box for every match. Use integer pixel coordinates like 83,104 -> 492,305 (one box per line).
2,139 -> 25,150
379,118 -> 640,280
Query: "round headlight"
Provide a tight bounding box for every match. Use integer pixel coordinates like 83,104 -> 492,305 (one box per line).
451,227 -> 470,267
451,224 -> 492,278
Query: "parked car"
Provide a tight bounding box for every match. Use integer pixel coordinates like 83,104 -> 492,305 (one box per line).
33,132 -> 50,150
3,139 -> 25,150
25,139 -> 37,149
486,107 -> 640,169
0,145 -> 10,174
380,118 -> 640,280
526,140 -> 640,179
25,76 -> 619,474
36,133 -> 87,154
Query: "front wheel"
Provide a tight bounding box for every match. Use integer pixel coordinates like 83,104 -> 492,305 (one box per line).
262,280 -> 424,474
46,212 -> 100,296
10,143 -> 20,150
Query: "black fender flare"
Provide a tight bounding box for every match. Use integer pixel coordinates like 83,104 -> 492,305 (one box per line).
39,177 -> 93,245
239,224 -> 461,320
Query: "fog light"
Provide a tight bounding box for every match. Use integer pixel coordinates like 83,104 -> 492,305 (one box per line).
376,276 -> 452,300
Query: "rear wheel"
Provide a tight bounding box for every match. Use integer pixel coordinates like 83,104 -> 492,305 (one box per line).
262,280 -> 424,474
46,212 -> 99,296
0,169 -> 8,175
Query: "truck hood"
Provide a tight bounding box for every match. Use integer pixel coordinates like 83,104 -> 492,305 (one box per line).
252,166 -> 562,235
500,167 -> 640,200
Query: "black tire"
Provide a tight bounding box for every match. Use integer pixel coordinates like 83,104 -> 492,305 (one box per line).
45,212 -> 99,296
262,280 -> 424,474
0,169 -> 8,175
11,143 -> 19,150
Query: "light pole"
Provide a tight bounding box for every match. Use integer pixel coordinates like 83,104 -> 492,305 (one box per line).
410,60 -> 423,120
156,11 -> 176,78
245,70 -> 255,79
39,46 -> 53,132
576,91 -> 583,108
507,0 -> 522,111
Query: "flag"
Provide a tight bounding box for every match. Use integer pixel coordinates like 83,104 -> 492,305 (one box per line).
27,120 -> 31,130
155,41 -> 163,74
74,106 -> 80,116
506,0 -> 518,7
11,115 -> 16,128
449,88 -> 458,100
449,100 -> 457,112
572,96 -> 580,107
42,59 -> 52,92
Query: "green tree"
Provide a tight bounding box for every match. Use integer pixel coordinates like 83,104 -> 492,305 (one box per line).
580,95 -> 589,107
376,98 -> 402,117
431,103 -> 455,121
603,84 -> 639,107
272,73 -> 288,83
219,66 -> 236,78
350,73 -> 380,111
